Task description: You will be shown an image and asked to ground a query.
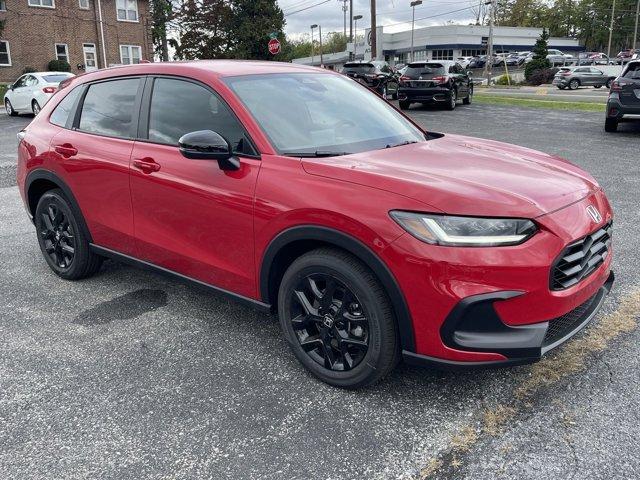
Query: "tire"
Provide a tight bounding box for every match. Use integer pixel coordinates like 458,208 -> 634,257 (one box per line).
604,118 -> 618,132
605,78 -> 613,89
594,85 -> 602,89
278,247 -> 399,389
569,79 -> 580,90
389,82 -> 399,100
5,99 -> 17,116
35,189 -> 103,280
463,86 -> 473,105
32,100 -> 41,115
399,100 -> 410,110
558,86 -> 566,90
445,89 -> 457,110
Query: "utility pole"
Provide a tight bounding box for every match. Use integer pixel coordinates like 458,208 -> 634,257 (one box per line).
410,1 -> 422,63
319,24 -> 324,66
350,0 -> 354,42
633,0 -> 639,50
370,0 -> 377,60
484,0 -> 495,86
607,0 -> 616,58
339,0 -> 348,38
353,15 -> 362,58
310,24 -> 317,65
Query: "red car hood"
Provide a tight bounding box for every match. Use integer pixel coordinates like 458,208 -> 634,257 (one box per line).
302,134 -> 599,218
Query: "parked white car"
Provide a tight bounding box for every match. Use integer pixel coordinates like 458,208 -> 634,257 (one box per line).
456,56 -> 473,69
4,71 -> 74,116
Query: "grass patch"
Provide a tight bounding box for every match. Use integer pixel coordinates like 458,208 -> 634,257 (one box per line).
474,94 -> 606,112
0,84 -> 7,100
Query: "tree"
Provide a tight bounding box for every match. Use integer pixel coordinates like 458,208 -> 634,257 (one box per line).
229,0 -> 285,60
525,28 -> 551,82
150,0 -> 174,61
173,0 -> 233,60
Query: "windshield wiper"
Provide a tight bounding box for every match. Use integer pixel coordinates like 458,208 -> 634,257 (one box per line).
385,140 -> 418,149
281,150 -> 351,158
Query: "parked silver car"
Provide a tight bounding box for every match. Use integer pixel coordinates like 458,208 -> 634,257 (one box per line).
552,66 -> 616,90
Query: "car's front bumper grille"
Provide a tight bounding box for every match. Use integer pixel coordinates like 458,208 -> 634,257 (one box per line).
551,222 -> 612,291
542,292 -> 599,347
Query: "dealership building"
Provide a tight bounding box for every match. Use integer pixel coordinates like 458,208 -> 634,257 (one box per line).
292,24 -> 583,68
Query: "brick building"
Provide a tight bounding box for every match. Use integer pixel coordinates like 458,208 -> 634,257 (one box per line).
0,0 -> 153,83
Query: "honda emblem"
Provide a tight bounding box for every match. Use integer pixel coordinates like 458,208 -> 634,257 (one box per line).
586,205 -> 602,223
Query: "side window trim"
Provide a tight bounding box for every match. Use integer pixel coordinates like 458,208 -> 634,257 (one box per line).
71,76 -> 146,140
138,74 -> 260,159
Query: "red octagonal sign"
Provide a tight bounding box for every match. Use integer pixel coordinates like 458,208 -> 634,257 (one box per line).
268,38 -> 281,55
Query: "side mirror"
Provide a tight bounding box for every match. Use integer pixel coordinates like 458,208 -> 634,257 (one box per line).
178,130 -> 240,171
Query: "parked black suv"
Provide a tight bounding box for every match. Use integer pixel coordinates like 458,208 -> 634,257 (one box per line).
605,60 -> 640,132
341,61 -> 399,99
397,61 -> 473,110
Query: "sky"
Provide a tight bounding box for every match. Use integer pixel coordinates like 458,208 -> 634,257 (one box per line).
278,0 -> 482,38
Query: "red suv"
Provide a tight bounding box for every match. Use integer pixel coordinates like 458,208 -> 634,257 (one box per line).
17,61 -> 614,388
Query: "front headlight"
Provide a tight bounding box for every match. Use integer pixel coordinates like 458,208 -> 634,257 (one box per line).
390,211 -> 537,247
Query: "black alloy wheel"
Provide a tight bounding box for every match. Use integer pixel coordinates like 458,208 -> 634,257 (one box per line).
289,273 -> 369,371
463,86 -> 473,105
278,248 -> 399,388
32,100 -> 41,115
35,189 -> 103,280
446,89 -> 457,110
39,202 -> 76,269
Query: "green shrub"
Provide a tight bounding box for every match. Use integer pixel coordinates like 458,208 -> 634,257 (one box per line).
47,59 -> 71,72
21,66 -> 37,74
495,74 -> 514,85
527,68 -> 558,86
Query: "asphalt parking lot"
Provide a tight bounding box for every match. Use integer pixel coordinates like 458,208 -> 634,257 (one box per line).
0,105 -> 638,480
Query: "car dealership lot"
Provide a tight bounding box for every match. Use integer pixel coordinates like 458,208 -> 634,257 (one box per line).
0,106 -> 638,479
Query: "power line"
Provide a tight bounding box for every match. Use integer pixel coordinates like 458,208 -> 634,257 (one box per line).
284,0 -> 333,17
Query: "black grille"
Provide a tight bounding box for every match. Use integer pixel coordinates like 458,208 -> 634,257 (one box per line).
551,223 -> 612,291
543,293 -> 599,346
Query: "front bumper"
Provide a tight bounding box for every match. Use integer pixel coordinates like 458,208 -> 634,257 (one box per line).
398,87 -> 452,103
403,271 -> 614,370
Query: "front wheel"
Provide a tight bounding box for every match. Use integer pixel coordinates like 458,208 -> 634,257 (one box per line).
594,85 -> 602,89
35,189 -> 103,280
278,248 -> 399,389
399,100 -> 410,110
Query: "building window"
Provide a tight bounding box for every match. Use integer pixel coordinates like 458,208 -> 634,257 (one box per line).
120,45 -> 141,64
432,49 -> 454,60
0,41 -> 10,66
0,0 -> 6,11
411,50 -> 426,61
28,0 -> 55,7
461,49 -> 486,57
55,44 -> 69,63
79,0 -> 89,9
116,0 -> 138,21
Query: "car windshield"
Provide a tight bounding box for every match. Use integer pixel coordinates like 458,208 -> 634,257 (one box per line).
42,74 -> 72,83
404,63 -> 446,79
342,63 -> 375,74
225,73 -> 425,155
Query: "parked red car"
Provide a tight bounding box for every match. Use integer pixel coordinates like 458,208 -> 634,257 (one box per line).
17,61 -> 614,388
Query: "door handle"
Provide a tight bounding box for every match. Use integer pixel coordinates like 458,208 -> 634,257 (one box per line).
54,144 -> 78,158
132,157 -> 161,174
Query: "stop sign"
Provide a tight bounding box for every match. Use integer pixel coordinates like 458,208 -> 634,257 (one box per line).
268,38 -> 281,55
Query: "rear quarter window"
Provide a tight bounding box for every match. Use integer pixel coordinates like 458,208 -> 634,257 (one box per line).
49,86 -> 82,128
623,64 -> 640,79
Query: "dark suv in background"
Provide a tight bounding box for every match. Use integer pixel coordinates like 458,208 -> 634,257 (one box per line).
340,60 -> 399,98
605,60 -> 640,132
397,60 -> 472,110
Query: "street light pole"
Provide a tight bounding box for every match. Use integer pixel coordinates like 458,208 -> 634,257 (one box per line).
370,0 -> 377,60
349,0 -> 354,43
485,0 -> 495,86
410,0 -> 422,63
339,0 -> 348,38
633,0 -> 639,50
353,15 -> 362,59
310,24 -> 317,65
319,24 -> 324,66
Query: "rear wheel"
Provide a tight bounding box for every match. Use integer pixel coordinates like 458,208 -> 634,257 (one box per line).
445,89 -> 457,110
32,100 -> 41,115
605,78 -> 613,89
278,248 -> 399,389
399,100 -> 410,110
604,118 -> 618,132
35,189 -> 103,280
558,85 -> 566,90
594,85 -> 602,89
569,79 -> 580,90
463,86 -> 473,105
5,99 -> 17,116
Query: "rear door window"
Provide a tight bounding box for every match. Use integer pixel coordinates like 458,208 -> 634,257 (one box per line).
50,86 -> 82,127
78,78 -> 141,138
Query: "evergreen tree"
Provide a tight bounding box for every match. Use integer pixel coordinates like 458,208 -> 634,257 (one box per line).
229,0 -> 285,60
525,28 -> 551,81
